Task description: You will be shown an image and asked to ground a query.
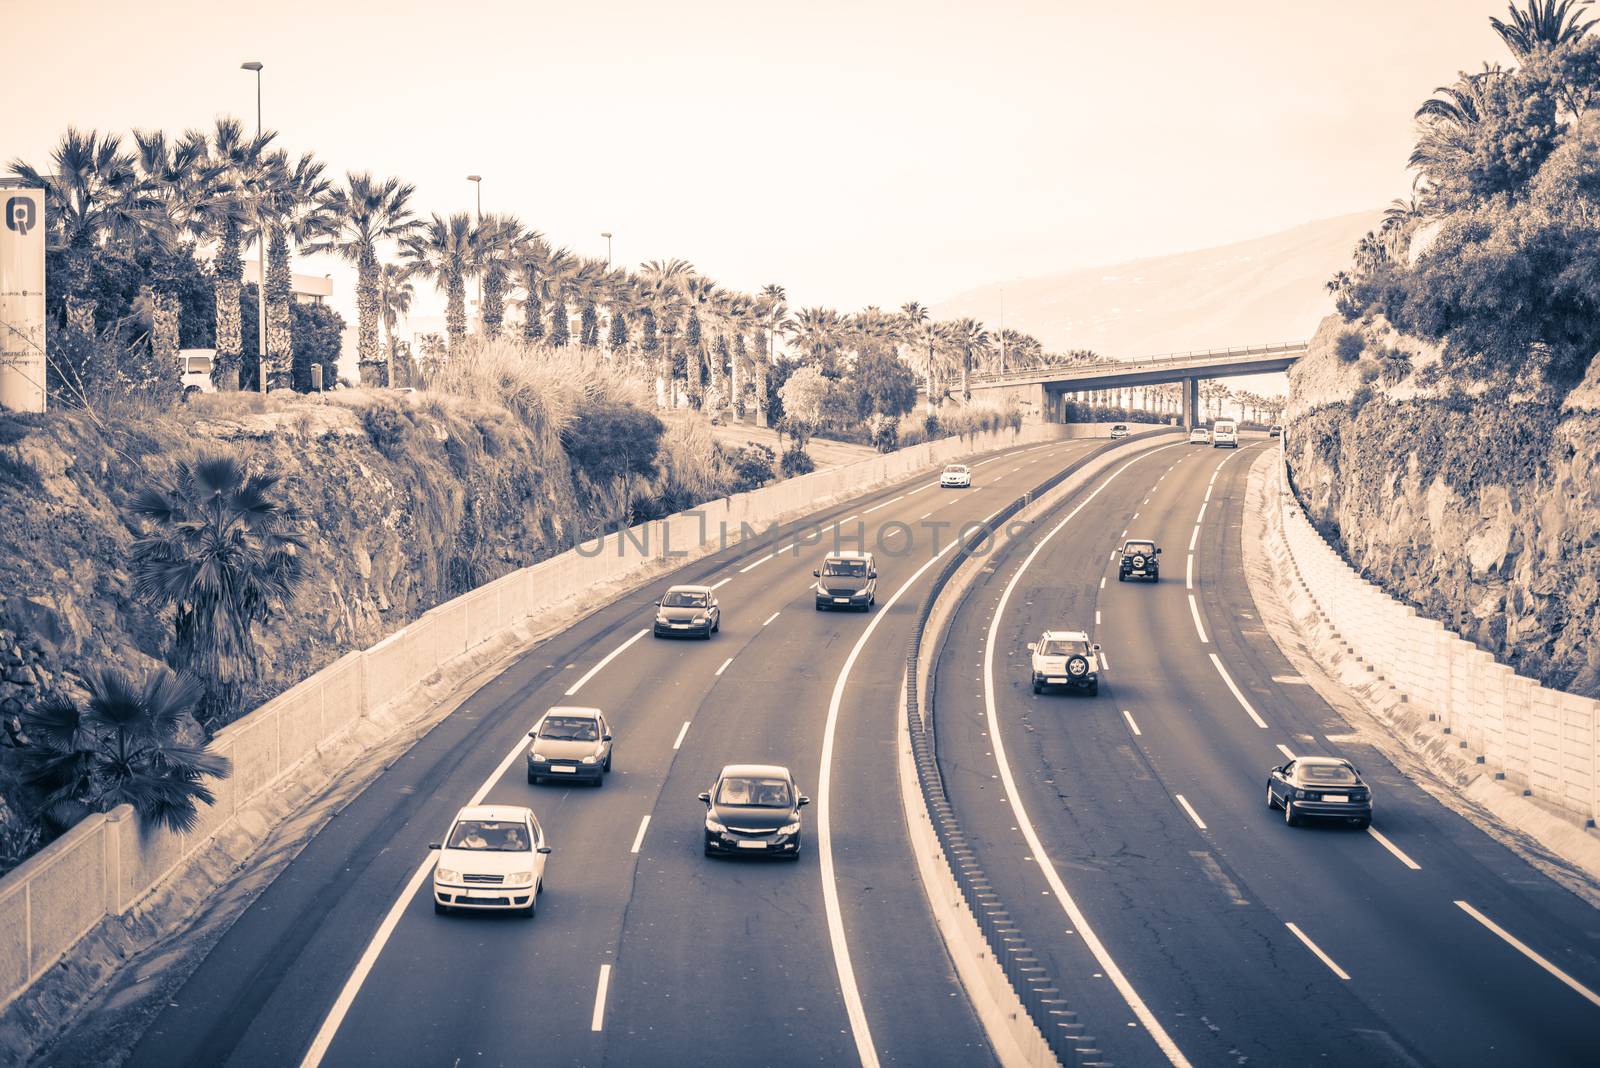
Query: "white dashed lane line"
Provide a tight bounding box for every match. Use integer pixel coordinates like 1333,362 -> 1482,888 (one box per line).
1286,922 -> 1351,981
566,628 -> 649,696
762,611 -> 780,626
1186,554 -> 1194,589
1454,901 -> 1600,1007
715,657 -> 733,676
673,721 -> 691,750
1175,794 -> 1208,830
1100,576 -> 1106,590
862,495 -> 905,515
1208,653 -> 1268,728
739,552 -> 775,573
1122,710 -> 1142,736
1368,827 -> 1422,870
1188,525 -> 1200,552
629,815 -> 651,854
1188,594 -> 1209,643
591,965 -> 613,1031
710,577 -> 732,590
1275,743 -> 1296,761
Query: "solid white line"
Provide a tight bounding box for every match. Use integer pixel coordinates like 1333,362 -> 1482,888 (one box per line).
1187,525 -> 1199,552
673,721 -> 690,750
1276,743 -> 1296,761
862,495 -> 904,515
710,577 -> 732,590
566,628 -> 649,696
1286,922 -> 1350,981
591,964 -> 613,1030
980,444 -> 1194,1068
1186,554 -> 1194,589
1195,503 -> 1207,525
1188,594 -> 1209,643
300,727 -> 533,1068
1367,827 -> 1422,870
983,508 -> 1002,523
1208,653 -> 1268,728
762,610 -> 780,626
630,815 -> 651,854
739,551 -> 775,573
1122,709 -> 1142,736
715,657 -> 733,676
1455,900 -> 1600,1007
820,526 -> 965,1068
1175,794 -> 1208,830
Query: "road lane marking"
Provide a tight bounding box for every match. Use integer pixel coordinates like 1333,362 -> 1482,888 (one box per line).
862,495 -> 904,515
710,577 -> 732,590
673,721 -> 690,749
300,727 -> 534,1068
972,456 -> 1003,467
919,510 -> 935,520
821,525 -> 966,1068
630,815 -> 650,854
1186,554 -> 1194,589
1188,594 -> 1209,643
591,964 -> 613,1030
715,657 -> 733,676
1275,743 -> 1296,761
739,552 -> 775,573
1175,794 -> 1208,830
763,610 -> 780,626
1131,512 -> 1139,520
907,482 -> 934,494
1122,710 -> 1142,736
1204,486 -> 1212,502
566,628 -> 649,695
1190,851 -> 1248,906
1368,827 -> 1421,870
1454,900 -> 1600,1007
1100,576 -> 1106,589
983,508 -> 1002,523
1095,610 -> 1101,626
1208,653 -> 1268,728
1120,529 -> 1128,538
1187,525 -> 1199,552
1286,922 -> 1350,980
1195,503 -> 1207,524
980,443 -> 1195,1068
1110,549 -> 1119,560
1099,649 -> 1111,670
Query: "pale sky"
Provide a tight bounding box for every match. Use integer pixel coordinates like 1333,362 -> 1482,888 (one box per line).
5,0 -> 1508,340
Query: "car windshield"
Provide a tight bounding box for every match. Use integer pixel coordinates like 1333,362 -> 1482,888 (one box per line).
184,357 -> 212,372
1113,425 -> 1126,430
945,465 -> 968,474
1038,639 -> 1083,656
716,776 -> 792,807
447,820 -> 530,851
662,590 -> 708,607
1125,542 -> 1155,555
540,716 -> 599,741
1297,764 -> 1359,785
823,559 -> 868,577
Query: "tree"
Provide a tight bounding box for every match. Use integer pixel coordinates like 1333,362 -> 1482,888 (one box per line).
200,117 -> 276,390
290,302 -> 346,392
312,172 -> 419,387
379,262 -> 414,385
756,283 -> 789,426
778,365 -> 832,449
512,232 -> 551,343
131,127 -> 219,390
402,212 -> 475,346
128,455 -> 307,725
256,150 -> 333,390
1491,0 -> 1598,57
16,667 -> 231,834
473,213 -> 523,338
846,349 -> 918,421
945,317 -> 990,400
640,259 -> 695,406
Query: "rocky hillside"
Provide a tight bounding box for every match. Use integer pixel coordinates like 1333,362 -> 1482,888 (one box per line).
1285,316 -> 1600,698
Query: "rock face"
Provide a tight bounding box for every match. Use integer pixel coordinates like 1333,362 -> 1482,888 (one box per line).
1286,316 -> 1600,698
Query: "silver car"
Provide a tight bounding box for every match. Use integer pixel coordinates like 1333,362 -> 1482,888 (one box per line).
527,706 -> 614,786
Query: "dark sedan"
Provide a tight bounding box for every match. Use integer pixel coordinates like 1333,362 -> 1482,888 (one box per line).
653,585 -> 720,638
700,763 -> 808,859
1266,756 -> 1372,827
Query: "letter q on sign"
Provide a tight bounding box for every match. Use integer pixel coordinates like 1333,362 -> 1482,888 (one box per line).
5,196 -> 36,236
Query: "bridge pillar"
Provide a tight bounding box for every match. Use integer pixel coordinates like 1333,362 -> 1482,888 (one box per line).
1180,377 -> 1200,429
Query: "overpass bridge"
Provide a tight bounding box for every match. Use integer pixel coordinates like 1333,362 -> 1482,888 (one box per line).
923,341 -> 1308,427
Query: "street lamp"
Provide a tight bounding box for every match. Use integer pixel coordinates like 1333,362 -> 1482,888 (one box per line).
601,232 -> 613,268
467,175 -> 482,323
242,61 -> 267,393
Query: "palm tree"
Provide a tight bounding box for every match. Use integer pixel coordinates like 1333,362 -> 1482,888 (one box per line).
510,232 -> 551,343
311,172 -> 419,387
16,666 -> 232,834
571,257 -> 609,348
1409,66 -> 1505,196
130,127 -> 218,391
1490,0 -> 1597,57
379,262 -> 414,384
641,259 -> 696,406
899,302 -> 942,409
402,212 -> 475,345
541,246 -> 580,346
788,307 -> 847,373
128,454 -> 306,725
756,283 -> 789,426
256,150 -> 333,390
199,117 -> 276,389
946,318 -> 990,400
684,275 -> 723,407
471,213 -> 524,339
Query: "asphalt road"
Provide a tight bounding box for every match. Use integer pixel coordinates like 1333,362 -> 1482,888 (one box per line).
119,432 -> 1114,1068
933,435 -> 1600,1067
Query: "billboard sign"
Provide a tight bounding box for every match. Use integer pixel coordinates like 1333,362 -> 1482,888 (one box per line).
0,185 -> 46,412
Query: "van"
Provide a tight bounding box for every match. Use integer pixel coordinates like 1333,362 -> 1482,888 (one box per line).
180,348 -> 217,395
1211,419 -> 1237,448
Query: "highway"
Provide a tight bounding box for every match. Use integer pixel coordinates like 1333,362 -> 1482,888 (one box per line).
932,435 -> 1600,1066
118,432 -> 1115,1068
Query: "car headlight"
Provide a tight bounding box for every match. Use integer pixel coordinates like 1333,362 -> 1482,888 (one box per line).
779,821 -> 801,834
505,871 -> 535,886
705,817 -> 726,832
691,615 -> 707,624
435,867 -> 461,884
531,752 -> 546,762
581,755 -> 598,764
1293,789 -> 1307,800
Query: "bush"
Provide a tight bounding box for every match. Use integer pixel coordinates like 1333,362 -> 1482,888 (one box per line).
361,403 -> 413,459
1357,359 -> 1382,385
868,413 -> 899,452
1348,384 -> 1376,417
562,399 -> 664,485
723,443 -> 775,493
779,447 -> 815,477
1335,330 -> 1366,363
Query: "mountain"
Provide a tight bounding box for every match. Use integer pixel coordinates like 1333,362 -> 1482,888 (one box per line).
932,210 -> 1380,365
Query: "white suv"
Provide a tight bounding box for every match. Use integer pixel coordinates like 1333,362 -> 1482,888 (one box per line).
940,463 -> 972,488
1027,630 -> 1102,695
431,804 -> 551,916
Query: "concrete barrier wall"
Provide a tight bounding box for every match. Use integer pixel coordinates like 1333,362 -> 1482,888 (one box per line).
1276,453 -> 1600,826
0,419 -> 1086,1015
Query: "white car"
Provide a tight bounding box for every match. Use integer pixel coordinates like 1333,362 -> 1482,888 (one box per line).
1027,629 -> 1102,695
1188,427 -> 1212,445
940,463 -> 972,488
431,804 -> 550,916
1110,423 -> 1129,439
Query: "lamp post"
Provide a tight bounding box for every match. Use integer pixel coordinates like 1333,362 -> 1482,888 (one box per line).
467,175 -> 482,325
241,61 -> 267,393
601,231 -> 613,268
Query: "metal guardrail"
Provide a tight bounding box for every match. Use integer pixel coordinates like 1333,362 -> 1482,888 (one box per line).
963,341 -> 1310,387
902,432 -> 1179,1065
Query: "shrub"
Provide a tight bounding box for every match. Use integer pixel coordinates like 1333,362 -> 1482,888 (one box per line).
723,443 -> 775,493
562,399 -> 664,485
1348,384 -> 1376,417
361,403 -> 413,459
1335,329 -> 1366,363
780,447 -> 815,477
867,413 -> 899,452
1357,358 -> 1382,385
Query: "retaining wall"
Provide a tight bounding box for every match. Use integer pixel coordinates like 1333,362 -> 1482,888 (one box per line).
1273,448 -> 1600,827
0,418 -> 1109,1016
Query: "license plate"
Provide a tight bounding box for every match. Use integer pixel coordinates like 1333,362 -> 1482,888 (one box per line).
1322,794 -> 1348,803
834,597 -> 850,603
550,765 -> 576,774
736,840 -> 767,849
672,623 -> 690,628
1047,677 -> 1066,684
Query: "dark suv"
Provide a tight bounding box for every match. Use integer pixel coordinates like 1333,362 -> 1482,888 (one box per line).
1118,539 -> 1161,582
813,551 -> 877,611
